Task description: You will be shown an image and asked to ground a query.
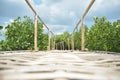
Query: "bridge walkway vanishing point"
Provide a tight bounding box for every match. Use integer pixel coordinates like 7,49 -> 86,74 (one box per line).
25,0 -> 95,51
0,50 -> 120,80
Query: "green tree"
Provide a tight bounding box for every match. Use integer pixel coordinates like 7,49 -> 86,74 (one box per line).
74,30 -> 80,50
111,19 -> 120,52
87,17 -> 111,51
0,16 -> 47,51
0,26 -> 3,36
0,26 -> 3,30
63,31 -> 71,49
87,16 -> 120,52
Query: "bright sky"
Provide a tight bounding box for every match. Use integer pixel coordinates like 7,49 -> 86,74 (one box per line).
0,0 -> 120,40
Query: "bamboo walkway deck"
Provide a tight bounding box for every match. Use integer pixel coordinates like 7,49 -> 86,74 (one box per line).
0,50 -> 120,80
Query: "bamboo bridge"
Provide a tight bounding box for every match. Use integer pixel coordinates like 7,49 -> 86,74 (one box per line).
25,0 -> 95,51
0,0 -> 120,80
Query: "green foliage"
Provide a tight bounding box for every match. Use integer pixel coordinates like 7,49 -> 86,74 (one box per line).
87,16 -> 120,52
0,16 -> 120,52
55,31 -> 71,50
0,26 -> 3,30
0,16 -> 48,51
0,26 -> 3,36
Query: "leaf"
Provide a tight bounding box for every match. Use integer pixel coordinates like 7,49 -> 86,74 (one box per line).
0,26 -> 3,30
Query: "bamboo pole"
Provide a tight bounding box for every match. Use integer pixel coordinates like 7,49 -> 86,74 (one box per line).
72,34 -> 74,51
48,29 -> 50,50
68,38 -> 70,50
50,31 -> 55,50
25,0 -> 55,51
81,20 -> 85,50
81,0 -> 95,19
71,0 -> 95,51
34,15 -> 38,51
54,36 -> 56,50
81,0 -> 95,51
61,42 -> 62,50
52,37 -> 54,50
25,0 -> 49,30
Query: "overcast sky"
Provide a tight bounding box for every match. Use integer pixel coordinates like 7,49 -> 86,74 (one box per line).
0,0 -> 120,38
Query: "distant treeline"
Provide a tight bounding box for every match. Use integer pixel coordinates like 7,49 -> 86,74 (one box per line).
0,16 -> 120,52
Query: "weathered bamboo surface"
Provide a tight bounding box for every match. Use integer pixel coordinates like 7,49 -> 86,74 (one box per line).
0,50 -> 120,80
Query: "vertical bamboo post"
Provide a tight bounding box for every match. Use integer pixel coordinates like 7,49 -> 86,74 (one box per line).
80,0 -> 95,51
72,34 -> 74,51
34,15 -> 38,51
68,38 -> 70,50
48,29 -> 50,50
53,36 -> 55,50
52,37 -> 54,50
81,19 -> 85,51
